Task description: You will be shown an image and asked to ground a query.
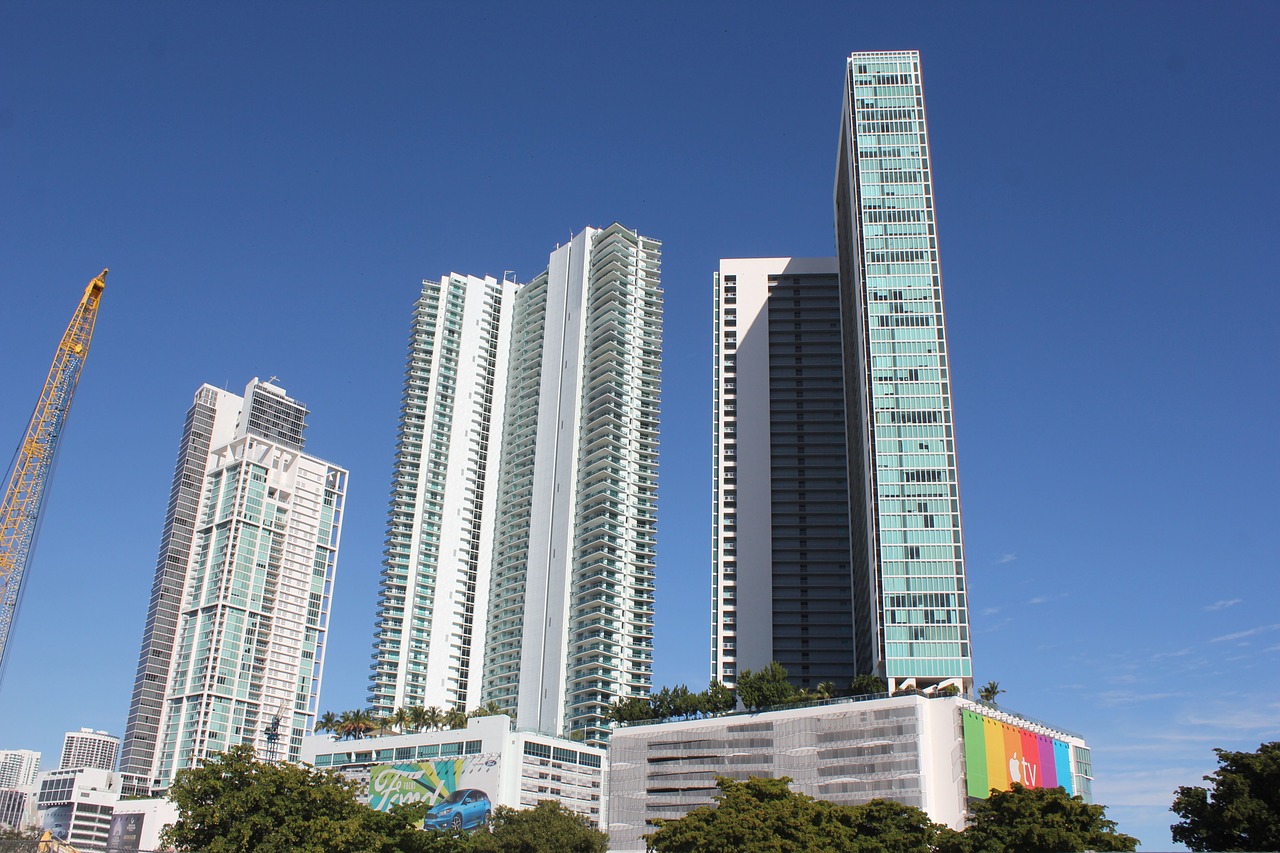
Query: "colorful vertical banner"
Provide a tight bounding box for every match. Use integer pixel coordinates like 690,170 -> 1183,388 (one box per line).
961,710 -> 1074,799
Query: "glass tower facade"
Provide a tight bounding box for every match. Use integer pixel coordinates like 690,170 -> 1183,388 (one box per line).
713,51 -> 971,695
836,50 -> 971,688
123,380 -> 346,793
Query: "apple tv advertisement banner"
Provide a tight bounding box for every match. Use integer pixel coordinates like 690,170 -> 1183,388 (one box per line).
961,710 -> 1074,799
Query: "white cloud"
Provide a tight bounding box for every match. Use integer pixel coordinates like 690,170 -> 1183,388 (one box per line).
1204,598 -> 1242,611
1097,690 -> 1184,707
1210,623 -> 1280,643
996,552 -> 1017,564
980,606 -> 1001,617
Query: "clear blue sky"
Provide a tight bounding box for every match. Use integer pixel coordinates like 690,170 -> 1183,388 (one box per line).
2,2 -> 1276,848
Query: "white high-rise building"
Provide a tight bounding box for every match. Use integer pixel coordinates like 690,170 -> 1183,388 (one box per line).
58,729 -> 118,771
0,750 -> 39,788
371,224 -> 661,746
121,379 -> 346,793
369,274 -> 517,714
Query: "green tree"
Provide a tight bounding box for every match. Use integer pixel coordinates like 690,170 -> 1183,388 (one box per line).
161,744 -> 425,853
938,783 -> 1137,853
423,705 -> 445,731
469,700 -> 507,719
337,708 -> 375,740
736,662 -> 800,711
469,801 -> 608,853
849,674 -> 887,696
977,680 -> 1005,703
646,776 -> 942,853
705,680 -> 736,715
444,706 -> 469,730
1170,741 -> 1280,852
316,710 -> 340,737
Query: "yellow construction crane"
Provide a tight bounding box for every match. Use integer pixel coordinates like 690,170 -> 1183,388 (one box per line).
0,270 -> 106,681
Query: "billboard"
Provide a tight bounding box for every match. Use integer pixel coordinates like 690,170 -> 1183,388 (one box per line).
106,812 -> 145,853
961,710 -> 1074,799
367,753 -> 502,827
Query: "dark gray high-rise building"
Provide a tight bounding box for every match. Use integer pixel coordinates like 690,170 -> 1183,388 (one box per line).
713,50 -> 972,695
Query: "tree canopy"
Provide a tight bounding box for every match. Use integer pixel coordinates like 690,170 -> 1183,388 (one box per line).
939,782 -> 1137,853
162,745 -> 426,853
1171,741 -> 1280,852
735,662 -> 801,711
468,801 -> 607,853
645,776 -> 947,853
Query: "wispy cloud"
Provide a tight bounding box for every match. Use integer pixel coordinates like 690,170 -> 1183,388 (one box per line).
1151,648 -> 1192,661
995,552 -> 1017,564
1204,598 -> 1242,611
1177,702 -> 1280,733
1027,593 -> 1067,606
1210,623 -> 1280,643
1097,690 -> 1185,707
980,606 -> 1001,617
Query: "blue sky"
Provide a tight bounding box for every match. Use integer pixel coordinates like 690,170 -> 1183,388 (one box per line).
2,2 -> 1277,848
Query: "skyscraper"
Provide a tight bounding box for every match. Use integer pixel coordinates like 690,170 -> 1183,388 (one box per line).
372,224 -> 661,745
369,274 -> 516,715
120,379 -> 346,793
58,729 -> 118,772
0,750 -> 39,789
714,50 -> 971,695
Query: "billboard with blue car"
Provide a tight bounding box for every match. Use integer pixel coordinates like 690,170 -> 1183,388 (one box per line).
367,754 -> 500,831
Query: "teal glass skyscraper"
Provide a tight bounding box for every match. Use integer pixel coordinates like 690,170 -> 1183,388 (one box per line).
836,50 -> 971,690
713,51 -> 971,696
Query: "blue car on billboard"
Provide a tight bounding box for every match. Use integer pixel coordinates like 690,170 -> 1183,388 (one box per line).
422,788 -> 492,831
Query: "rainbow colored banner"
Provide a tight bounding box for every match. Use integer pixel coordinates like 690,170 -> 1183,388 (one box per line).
961,710 -> 1073,799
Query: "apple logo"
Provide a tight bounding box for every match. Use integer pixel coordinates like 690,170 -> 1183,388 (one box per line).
1008,752 -> 1021,783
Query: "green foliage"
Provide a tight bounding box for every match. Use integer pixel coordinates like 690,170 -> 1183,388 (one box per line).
1170,741 -> 1280,852
736,662 -> 800,711
469,801 -> 608,853
469,700 -> 507,719
938,783 -> 1137,853
608,680 -> 737,724
848,673 -> 887,696
161,744 -> 426,853
935,684 -> 961,697
705,680 -> 736,714
977,681 -> 1005,703
645,776 -> 944,853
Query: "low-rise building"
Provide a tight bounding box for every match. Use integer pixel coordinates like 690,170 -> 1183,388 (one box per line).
300,714 -> 606,830
605,694 -> 1091,852
35,767 -> 120,851
107,797 -> 179,853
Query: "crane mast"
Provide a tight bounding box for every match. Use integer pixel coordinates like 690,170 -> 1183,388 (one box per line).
0,270 -> 107,679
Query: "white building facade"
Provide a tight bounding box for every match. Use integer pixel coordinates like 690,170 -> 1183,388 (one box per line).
122,380 -> 346,793
370,225 -> 661,747
300,714 -> 606,828
606,695 -> 1092,852
35,767 -> 119,850
0,749 -> 40,788
59,729 -> 119,772
370,274 -> 517,716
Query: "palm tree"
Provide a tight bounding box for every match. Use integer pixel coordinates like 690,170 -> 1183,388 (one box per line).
408,705 -> 429,733
978,680 -> 1005,704
815,682 -> 837,700
337,708 -> 375,740
422,705 -> 444,732
316,711 -> 339,738
444,706 -> 468,730
469,700 -> 506,719
392,706 -> 412,734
